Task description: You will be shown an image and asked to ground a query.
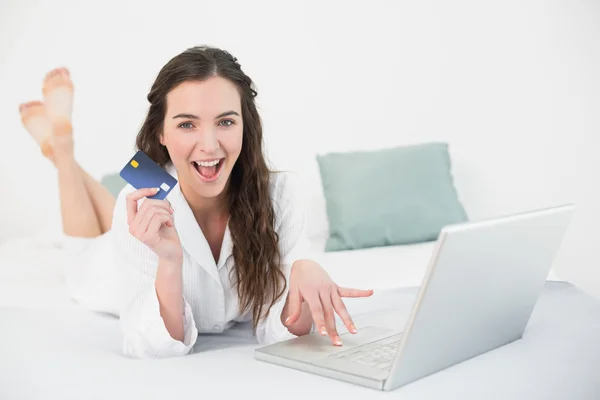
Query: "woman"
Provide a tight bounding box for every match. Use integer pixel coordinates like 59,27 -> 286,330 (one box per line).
19,45 -> 373,359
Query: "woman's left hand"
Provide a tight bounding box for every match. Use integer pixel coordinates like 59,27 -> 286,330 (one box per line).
283,260 -> 373,346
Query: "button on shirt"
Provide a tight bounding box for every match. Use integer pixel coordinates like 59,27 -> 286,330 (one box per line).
110,164 -> 311,359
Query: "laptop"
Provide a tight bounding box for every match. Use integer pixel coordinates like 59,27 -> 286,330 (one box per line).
254,204 -> 575,391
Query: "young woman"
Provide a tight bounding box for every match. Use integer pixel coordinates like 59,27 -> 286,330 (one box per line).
19,45 -> 373,359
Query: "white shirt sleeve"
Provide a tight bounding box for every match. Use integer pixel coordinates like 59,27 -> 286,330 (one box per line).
111,185 -> 198,358
256,172 -> 314,345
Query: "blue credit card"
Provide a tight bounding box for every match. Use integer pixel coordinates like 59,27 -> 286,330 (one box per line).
119,150 -> 178,200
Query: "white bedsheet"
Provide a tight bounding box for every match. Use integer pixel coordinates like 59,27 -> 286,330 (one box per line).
2,235 -> 585,400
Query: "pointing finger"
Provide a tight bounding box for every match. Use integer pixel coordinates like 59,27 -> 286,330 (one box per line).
337,287 -> 374,298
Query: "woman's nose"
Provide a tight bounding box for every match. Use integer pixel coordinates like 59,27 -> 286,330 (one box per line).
197,128 -> 219,153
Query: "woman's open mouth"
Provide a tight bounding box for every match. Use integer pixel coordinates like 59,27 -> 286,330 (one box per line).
192,158 -> 225,183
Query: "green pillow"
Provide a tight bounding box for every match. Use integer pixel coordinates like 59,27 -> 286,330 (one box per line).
100,173 -> 127,197
316,142 -> 467,252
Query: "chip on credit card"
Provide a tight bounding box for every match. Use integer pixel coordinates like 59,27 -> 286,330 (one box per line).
119,150 -> 178,200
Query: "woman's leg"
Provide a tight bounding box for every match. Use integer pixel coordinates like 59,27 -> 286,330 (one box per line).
43,67 -> 116,234
20,101 -> 102,237
53,122 -> 103,237
79,167 -> 116,232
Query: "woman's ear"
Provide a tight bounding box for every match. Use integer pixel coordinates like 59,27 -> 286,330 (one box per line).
159,133 -> 165,146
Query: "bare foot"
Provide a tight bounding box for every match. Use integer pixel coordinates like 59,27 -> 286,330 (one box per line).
43,67 -> 74,125
19,101 -> 55,160
43,67 -> 76,162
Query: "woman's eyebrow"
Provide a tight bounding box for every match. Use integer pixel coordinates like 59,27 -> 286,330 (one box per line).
214,110 -> 240,119
172,111 -> 240,120
173,113 -> 199,119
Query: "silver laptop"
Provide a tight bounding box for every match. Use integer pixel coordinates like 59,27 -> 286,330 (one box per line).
255,204 -> 575,391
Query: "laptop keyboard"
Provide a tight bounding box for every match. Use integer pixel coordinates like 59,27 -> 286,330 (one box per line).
329,333 -> 403,370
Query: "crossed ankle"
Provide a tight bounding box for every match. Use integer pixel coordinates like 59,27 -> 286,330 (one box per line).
53,119 -> 73,136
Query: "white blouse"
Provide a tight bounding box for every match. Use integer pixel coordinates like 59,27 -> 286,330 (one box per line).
110,164 -> 312,359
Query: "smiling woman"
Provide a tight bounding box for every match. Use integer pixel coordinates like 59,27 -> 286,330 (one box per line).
175,109 -> 236,183
17,45 -> 374,359
162,80 -> 242,191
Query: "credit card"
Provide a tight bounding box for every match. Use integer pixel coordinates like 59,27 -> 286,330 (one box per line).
119,150 -> 178,200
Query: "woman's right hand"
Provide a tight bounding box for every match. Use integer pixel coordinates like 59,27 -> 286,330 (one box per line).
126,187 -> 183,263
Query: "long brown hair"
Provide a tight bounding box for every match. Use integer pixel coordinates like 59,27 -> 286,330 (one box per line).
136,46 -> 285,331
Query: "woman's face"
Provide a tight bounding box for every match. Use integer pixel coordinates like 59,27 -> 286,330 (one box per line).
161,77 -> 243,203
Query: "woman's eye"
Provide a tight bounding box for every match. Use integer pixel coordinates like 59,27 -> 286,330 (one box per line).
219,119 -> 234,127
178,122 -> 194,129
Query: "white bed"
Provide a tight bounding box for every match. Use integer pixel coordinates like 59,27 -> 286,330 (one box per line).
1,235 -> 600,400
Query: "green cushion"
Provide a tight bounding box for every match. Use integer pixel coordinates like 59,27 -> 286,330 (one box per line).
316,142 -> 467,252
100,173 -> 127,197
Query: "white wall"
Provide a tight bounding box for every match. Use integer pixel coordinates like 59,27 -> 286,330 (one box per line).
1,0 -> 599,297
